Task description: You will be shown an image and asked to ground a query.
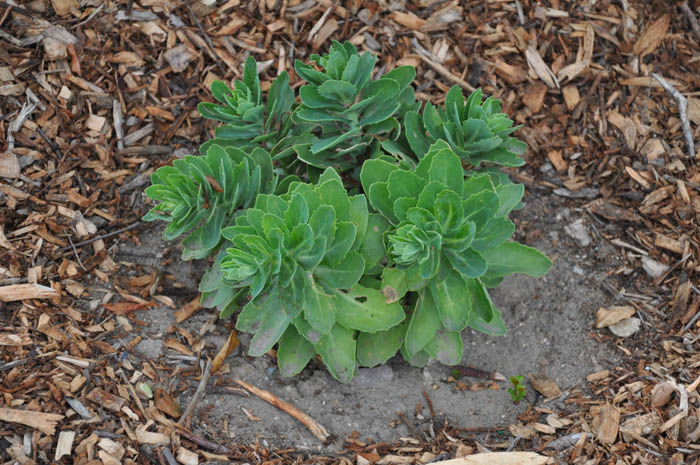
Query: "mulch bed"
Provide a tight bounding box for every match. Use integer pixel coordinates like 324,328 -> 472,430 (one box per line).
1,0 -> 700,463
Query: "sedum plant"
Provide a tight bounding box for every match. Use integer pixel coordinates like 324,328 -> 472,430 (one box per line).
404,86 -> 527,167
143,144 -> 277,260
293,40 -> 419,174
215,168 -> 404,382
198,56 -> 297,161
361,141 -> 551,367
144,41 -> 552,382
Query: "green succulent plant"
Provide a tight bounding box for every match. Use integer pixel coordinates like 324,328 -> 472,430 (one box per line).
361,140 -> 551,367
293,40 -> 419,174
143,144 -> 277,260
404,86 -> 527,167
144,44 -> 553,383
198,56 -> 297,160
212,168 -> 404,382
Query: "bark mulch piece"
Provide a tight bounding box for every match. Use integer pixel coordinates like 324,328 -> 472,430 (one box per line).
1,0 -> 700,463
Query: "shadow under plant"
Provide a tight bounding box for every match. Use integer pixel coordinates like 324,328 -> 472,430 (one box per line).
119,192 -> 618,451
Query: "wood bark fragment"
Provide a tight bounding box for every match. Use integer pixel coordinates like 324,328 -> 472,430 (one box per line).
236,379 -> 331,443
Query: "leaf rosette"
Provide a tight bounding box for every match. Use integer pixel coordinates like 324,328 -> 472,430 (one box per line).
405,86 -> 527,167
361,141 -> 551,366
216,168 -> 405,382
198,56 -> 296,159
143,144 -> 277,260
293,41 -> 419,174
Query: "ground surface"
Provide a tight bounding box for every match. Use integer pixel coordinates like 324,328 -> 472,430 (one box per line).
123,195 -> 619,451
1,0 -> 700,464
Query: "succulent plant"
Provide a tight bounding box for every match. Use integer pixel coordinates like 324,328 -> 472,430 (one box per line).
212,168 -> 404,382
198,56 -> 297,161
404,86 -> 527,167
293,40 -> 419,174
361,141 -> 551,366
143,144 -> 277,259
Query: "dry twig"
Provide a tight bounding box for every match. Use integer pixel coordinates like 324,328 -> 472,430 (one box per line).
179,359 -> 212,428
235,379 -> 331,443
680,2 -> 700,43
652,73 -> 696,158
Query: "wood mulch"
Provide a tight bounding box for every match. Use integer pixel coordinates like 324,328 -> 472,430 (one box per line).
1,0 -> 700,463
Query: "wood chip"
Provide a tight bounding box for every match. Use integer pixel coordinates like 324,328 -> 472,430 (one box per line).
561,85 -> 580,111
0,152 -> 20,178
528,374 -> 561,398
547,150 -> 567,173
426,453 -> 549,465
0,408 -> 64,435
390,11 -> 426,30
522,81 -> 547,113
596,404 -> 619,444
0,284 -> 59,302
586,370 -> 610,382
55,431 -> 76,461
633,14 -> 670,57
655,234 -> 684,254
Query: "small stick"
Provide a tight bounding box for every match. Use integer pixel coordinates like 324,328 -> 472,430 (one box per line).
67,236 -> 87,271
652,73 -> 696,158
179,359 -> 212,428
397,411 -> 423,442
161,446 -> 178,465
415,54 -> 476,93
55,222 -> 141,253
680,2 -> 700,43
183,0 -> 226,76
422,391 -> 435,419
35,127 -> 64,159
118,369 -> 150,421
235,379 -> 331,443
454,365 -> 506,381
171,423 -> 231,454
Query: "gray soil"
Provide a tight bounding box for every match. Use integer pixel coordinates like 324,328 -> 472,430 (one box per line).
112,192 -> 621,452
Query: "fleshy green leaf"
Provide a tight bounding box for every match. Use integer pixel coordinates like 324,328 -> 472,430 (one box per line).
404,290 -> 441,357
360,214 -> 391,272
381,267 -> 407,304
480,242 -> 552,277
357,322 -> 407,367
424,328 -> 463,365
315,324 -> 357,383
334,285 -> 405,333
277,325 -> 315,377
429,271 -> 471,332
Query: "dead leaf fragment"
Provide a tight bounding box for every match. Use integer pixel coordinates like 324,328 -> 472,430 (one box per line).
525,46 -> 559,88
633,14 -> 670,57
528,373 -> 561,397
164,45 -> 195,73
509,424 -> 535,439
154,387 -> 182,418
651,381 -> 675,408
621,412 -> 662,441
596,306 -> 635,328
608,317 -> 641,337
211,329 -> 239,374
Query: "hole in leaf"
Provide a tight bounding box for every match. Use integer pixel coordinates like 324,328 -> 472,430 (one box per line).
354,296 -> 368,303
